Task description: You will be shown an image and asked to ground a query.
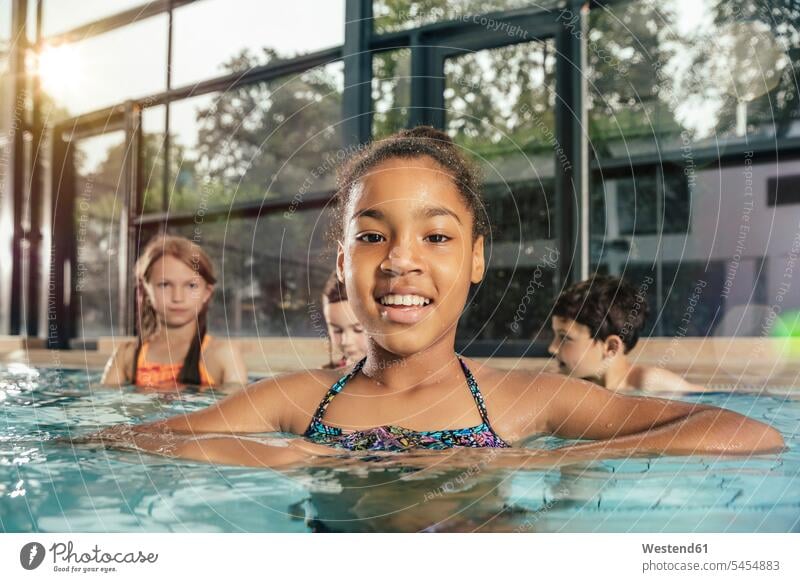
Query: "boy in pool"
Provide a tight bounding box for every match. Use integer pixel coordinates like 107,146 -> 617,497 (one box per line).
549,276 -> 703,393
88,127 -> 783,469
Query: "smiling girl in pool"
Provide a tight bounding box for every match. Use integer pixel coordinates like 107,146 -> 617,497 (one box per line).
90,127 -> 784,468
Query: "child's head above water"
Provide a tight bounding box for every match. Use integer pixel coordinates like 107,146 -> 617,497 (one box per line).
321,270 -> 367,366
549,275 -> 649,380
136,235 -> 216,334
331,126 -> 488,358
135,235 -> 217,384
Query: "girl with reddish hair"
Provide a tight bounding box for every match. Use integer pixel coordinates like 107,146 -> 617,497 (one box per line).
101,235 -> 247,392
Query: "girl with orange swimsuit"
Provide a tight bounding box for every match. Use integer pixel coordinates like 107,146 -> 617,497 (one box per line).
101,235 -> 247,392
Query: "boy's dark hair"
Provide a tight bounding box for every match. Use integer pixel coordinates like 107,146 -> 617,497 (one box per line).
553,275 -> 649,353
330,126 -> 489,242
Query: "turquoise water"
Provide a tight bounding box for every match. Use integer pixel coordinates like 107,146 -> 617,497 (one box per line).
1,363 -> 798,532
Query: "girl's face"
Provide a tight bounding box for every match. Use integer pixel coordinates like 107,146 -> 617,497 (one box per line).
337,156 -> 485,357
143,255 -> 213,329
323,299 -> 368,364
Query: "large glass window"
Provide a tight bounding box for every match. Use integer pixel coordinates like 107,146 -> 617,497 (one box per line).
589,0 -> 800,338
140,61 -> 344,216
171,0 -> 345,88
372,49 -> 411,139
591,166 -> 690,242
0,0 -> 12,327
443,39 -> 559,343
72,131 -> 126,338
37,15 -> 168,119
0,0 -> 10,42
592,155 -> 800,336
22,0 -> 800,347
41,0 -> 147,37
140,104 -> 167,214
0,0 -> 12,137
588,0 -> 800,159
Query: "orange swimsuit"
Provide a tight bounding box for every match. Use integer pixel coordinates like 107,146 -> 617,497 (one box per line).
134,335 -> 215,389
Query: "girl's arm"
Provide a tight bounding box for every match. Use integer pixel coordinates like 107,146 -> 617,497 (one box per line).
167,436 -> 337,467
80,429 -> 339,469
217,339 -> 248,387
530,373 -> 784,456
100,342 -> 136,387
89,369 -> 331,445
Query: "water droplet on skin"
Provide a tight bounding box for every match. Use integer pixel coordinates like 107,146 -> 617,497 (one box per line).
606,423 -> 613,428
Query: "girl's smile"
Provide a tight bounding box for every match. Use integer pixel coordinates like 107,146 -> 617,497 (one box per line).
375,286 -> 434,324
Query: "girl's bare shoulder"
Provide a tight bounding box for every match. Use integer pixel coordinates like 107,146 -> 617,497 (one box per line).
113,340 -> 139,365
240,367 -> 345,433
101,340 -> 139,386
462,360 -> 570,440
463,359 -> 568,396
245,367 -> 345,406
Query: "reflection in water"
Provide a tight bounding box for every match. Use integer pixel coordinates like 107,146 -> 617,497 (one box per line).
298,464 -> 514,532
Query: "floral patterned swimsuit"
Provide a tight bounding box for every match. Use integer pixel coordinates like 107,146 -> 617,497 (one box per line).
303,356 -> 510,451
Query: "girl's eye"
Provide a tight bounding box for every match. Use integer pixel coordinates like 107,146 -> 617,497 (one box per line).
426,233 -> 450,244
353,327 -> 364,334
157,282 -> 169,288
356,233 -> 385,243
188,282 -> 199,289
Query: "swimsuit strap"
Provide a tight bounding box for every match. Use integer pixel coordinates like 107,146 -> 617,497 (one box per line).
309,356 -> 494,427
131,342 -> 142,383
456,356 -> 493,427
308,357 -> 366,425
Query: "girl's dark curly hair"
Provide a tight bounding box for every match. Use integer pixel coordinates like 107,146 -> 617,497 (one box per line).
329,126 -> 489,242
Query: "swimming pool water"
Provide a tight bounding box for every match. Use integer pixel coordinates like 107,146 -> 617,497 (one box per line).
1,363 -> 798,532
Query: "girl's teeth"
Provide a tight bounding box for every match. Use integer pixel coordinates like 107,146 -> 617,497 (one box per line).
380,294 -> 431,306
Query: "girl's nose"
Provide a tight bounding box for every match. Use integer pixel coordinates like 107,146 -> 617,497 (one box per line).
341,330 -> 354,347
380,243 -> 423,276
547,340 -> 557,356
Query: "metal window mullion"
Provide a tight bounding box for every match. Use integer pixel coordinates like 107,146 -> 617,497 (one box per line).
4,0 -> 29,335
655,162 -> 664,335
25,0 -> 44,337
555,1 -> 589,289
163,1 -> 174,213
343,0 -> 372,147
122,103 -> 141,336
